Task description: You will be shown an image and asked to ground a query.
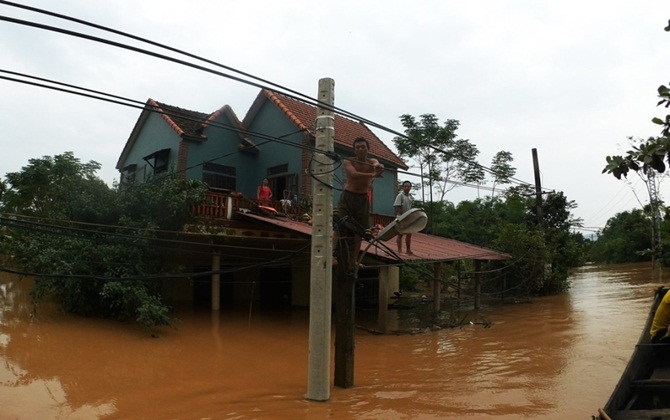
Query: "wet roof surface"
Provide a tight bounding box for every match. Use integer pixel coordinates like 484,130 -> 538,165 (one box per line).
238,212 -> 509,263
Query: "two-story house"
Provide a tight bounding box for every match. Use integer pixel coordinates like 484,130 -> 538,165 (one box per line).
116,90 -> 508,330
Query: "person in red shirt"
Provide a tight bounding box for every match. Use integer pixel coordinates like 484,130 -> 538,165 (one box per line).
257,178 -> 272,202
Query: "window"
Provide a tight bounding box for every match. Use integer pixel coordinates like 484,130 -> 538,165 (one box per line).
267,163 -> 288,176
143,148 -> 170,175
121,164 -> 137,184
203,162 -> 236,190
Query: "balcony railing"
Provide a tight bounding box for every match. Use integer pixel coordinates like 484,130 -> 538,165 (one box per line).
193,190 -> 396,227
192,190 -> 309,220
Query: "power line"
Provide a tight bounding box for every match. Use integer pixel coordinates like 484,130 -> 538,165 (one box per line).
0,69 -> 319,156
0,242 -> 312,282
0,0 -> 330,110
0,69 -> 332,193
0,214 -> 311,257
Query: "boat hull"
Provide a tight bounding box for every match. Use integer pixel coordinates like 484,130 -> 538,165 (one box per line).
599,286 -> 670,419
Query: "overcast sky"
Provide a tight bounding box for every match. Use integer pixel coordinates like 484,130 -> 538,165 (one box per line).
1,1 -> 669,235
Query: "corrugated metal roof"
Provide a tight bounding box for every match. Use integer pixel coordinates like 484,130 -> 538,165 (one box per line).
238,212 -> 509,263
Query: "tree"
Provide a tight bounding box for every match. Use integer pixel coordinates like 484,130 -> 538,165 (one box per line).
589,209 -> 652,264
603,22 -> 670,178
393,114 -> 485,234
491,223 -> 548,297
0,152 -> 208,331
651,20 -> 670,136
393,114 -> 484,204
428,186 -> 584,297
608,137 -> 668,266
602,19 -> 670,265
489,150 -> 516,197
0,152 -> 117,221
536,192 -> 584,290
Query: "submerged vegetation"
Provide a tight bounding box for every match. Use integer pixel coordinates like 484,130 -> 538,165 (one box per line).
0,152 -> 208,331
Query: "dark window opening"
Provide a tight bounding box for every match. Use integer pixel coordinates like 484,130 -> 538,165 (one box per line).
267,163 -> 288,176
192,267 -> 234,308
143,148 -> 170,175
203,162 -> 236,190
121,164 -> 137,184
203,162 -> 235,175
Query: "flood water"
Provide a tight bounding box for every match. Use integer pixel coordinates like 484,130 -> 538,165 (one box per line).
0,262 -> 665,419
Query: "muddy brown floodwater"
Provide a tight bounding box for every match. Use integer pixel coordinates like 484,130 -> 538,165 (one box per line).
0,262 -> 665,419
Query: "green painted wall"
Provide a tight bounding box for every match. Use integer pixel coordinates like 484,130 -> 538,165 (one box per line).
122,112 -> 181,180
243,100 -> 306,199
184,112 -> 256,193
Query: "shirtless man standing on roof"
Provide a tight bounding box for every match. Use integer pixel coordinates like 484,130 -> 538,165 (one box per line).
334,136 -> 384,268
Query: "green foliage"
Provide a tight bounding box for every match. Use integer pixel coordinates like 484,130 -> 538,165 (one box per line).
490,150 -> 516,195
490,223 -> 549,296
603,22 -> 670,180
0,152 -> 208,332
434,198 -> 500,246
392,114 -> 485,204
399,262 -> 423,292
589,209 -> 652,264
0,152 -> 117,221
603,136 -> 670,179
101,280 -> 170,328
117,177 -> 208,231
426,187 -> 582,297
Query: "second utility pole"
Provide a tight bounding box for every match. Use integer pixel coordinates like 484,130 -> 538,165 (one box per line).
532,148 -> 543,228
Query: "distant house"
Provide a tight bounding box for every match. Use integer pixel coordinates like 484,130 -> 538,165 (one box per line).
115,90 -> 508,332
116,99 -> 255,190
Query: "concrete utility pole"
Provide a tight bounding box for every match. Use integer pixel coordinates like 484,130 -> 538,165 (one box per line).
307,78 -> 335,401
334,259 -> 356,388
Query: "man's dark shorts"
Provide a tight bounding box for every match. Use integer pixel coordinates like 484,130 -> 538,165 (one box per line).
334,190 -> 370,236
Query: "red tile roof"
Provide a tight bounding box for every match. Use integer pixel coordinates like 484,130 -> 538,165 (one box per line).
238,212 -> 509,263
244,89 -> 408,169
116,99 -> 250,170
151,99 -> 210,137
369,233 -> 510,262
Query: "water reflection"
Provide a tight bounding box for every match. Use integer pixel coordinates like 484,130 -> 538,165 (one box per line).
0,263 -> 665,419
